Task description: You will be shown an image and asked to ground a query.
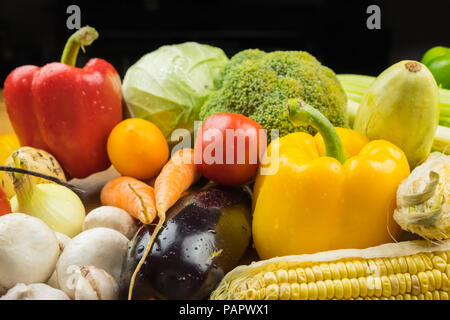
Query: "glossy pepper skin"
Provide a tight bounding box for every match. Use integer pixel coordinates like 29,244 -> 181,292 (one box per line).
421,46 -> 450,89
252,100 -> 410,259
4,27 -> 122,178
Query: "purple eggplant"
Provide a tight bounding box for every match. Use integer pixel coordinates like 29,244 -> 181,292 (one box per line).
120,183 -> 252,300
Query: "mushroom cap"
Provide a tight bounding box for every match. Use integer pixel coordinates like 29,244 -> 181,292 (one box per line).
83,206 -> 139,239
0,283 -> 70,300
0,213 -> 60,289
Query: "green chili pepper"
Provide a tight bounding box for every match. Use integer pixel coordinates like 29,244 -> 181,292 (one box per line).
422,46 -> 450,89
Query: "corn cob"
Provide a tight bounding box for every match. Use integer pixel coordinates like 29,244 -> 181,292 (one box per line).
210,240 -> 450,300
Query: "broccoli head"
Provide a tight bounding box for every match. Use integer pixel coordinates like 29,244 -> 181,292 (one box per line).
199,49 -> 348,138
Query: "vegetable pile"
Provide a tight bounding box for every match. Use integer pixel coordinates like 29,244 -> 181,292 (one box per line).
0,26 -> 449,301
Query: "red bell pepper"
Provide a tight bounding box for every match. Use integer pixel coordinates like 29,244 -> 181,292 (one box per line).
0,186 -> 11,216
4,26 -> 122,178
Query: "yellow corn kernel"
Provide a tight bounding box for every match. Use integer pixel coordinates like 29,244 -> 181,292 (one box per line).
330,263 -> 341,280
418,272 -> 429,293
432,256 -> 446,272
316,281 -> 327,300
404,273 -> 412,293
264,272 -> 277,286
390,258 -> 402,274
324,279 -> 335,299
411,274 -> 421,296
419,253 -> 434,271
381,276 -> 392,297
296,268 -> 307,283
346,262 -> 357,278
288,269 -> 297,283
265,284 -> 279,300
299,283 -> 308,300
342,278 -> 352,299
389,274 -> 400,296
319,263 -> 332,280
305,267 -> 315,283
279,283 -> 291,300
350,278 -> 360,298
291,283 -> 300,299
432,291 -> 440,300
425,270 -> 435,291
413,255 -> 426,273
308,282 -> 318,300
375,258 -> 388,276
406,256 -> 418,275
276,269 -> 288,283
432,270 -> 442,289
336,262 -> 348,279
441,274 -> 450,291
383,258 -> 394,275
397,273 -> 407,294
436,251 -> 448,263
373,276 -> 383,297
312,265 -> 324,281
353,260 -> 366,277
333,279 -> 344,299
358,277 -> 368,298
398,257 -> 408,273
366,276 -> 375,297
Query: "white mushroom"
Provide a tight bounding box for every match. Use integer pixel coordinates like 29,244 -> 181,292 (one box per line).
74,266 -> 119,300
47,272 -> 60,289
83,206 -> 139,239
0,283 -> 70,300
47,232 -> 71,290
56,227 -> 128,299
55,232 -> 71,251
0,213 -> 60,290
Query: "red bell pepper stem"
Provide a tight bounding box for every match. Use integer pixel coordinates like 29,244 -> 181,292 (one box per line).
60,26 -> 99,67
288,98 -> 347,164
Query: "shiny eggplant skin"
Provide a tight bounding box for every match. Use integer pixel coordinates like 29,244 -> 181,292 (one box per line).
120,184 -> 252,300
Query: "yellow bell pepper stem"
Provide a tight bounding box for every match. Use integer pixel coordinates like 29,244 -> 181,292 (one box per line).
288,99 -> 346,164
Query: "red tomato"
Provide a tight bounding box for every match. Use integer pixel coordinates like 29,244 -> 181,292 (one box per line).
194,113 -> 267,186
0,187 -> 11,216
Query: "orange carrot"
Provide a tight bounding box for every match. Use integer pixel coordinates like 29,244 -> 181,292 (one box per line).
128,148 -> 200,299
100,176 -> 157,225
155,148 -> 201,215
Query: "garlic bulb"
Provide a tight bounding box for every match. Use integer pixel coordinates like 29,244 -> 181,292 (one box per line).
74,266 -> 119,300
394,152 -> 449,240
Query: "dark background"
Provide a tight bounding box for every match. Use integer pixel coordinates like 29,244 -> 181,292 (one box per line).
0,0 -> 449,84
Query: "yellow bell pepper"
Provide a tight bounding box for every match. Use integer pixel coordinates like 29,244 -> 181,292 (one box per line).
252,99 -> 410,259
0,133 -> 20,185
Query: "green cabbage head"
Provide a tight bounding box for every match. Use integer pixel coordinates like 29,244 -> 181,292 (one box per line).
122,42 -> 229,139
